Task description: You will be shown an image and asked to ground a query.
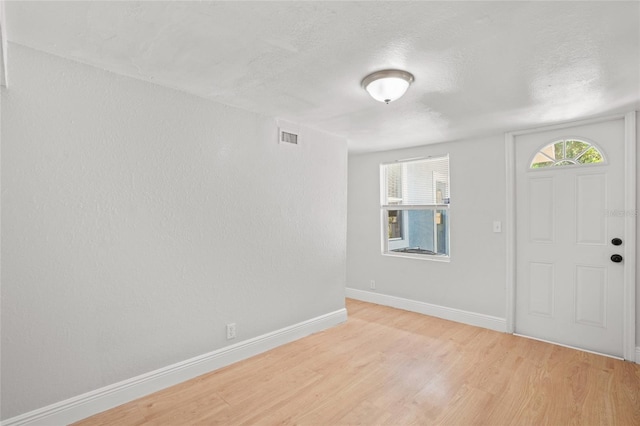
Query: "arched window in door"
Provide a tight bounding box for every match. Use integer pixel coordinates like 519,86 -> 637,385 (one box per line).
530,139 -> 605,169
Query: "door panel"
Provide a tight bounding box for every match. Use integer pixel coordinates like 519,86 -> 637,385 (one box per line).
528,262 -> 555,317
575,265 -> 607,327
515,118 -> 625,357
575,174 -> 607,245
528,177 -> 555,243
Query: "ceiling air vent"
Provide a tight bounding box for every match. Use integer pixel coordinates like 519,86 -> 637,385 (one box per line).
280,130 -> 298,145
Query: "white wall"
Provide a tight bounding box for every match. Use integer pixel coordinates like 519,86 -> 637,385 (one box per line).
0,43 -> 347,419
347,136 -> 506,318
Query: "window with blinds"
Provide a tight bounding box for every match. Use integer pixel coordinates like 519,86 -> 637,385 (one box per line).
380,155 -> 450,259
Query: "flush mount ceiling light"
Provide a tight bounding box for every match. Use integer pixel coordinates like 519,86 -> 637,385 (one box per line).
361,69 -> 415,104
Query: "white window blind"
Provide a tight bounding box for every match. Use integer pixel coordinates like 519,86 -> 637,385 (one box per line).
382,156 -> 450,206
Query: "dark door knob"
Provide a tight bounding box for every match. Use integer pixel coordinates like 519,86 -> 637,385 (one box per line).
612,238 -> 623,246
611,254 -> 623,263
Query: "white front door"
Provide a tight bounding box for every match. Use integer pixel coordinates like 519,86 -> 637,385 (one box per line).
515,118 -> 626,357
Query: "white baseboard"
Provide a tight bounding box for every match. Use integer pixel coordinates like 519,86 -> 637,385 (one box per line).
636,347 -> 640,364
345,288 -> 506,333
1,308 -> 347,426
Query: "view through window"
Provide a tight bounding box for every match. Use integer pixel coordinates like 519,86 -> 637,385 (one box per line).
530,139 -> 604,168
381,155 -> 450,258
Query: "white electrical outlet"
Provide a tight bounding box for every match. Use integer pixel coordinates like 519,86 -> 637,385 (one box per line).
226,323 -> 236,340
370,280 -> 376,290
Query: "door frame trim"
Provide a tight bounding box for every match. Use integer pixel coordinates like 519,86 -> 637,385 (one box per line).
505,112 -> 637,361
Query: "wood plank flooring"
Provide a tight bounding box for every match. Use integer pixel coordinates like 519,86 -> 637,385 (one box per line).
75,299 -> 640,425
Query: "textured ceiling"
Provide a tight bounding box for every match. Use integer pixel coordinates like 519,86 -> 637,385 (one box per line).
5,1 -> 640,152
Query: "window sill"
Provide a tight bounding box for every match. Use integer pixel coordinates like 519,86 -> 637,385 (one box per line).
382,252 -> 451,262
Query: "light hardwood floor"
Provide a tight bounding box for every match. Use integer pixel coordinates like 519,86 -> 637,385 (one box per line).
75,299 -> 640,425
